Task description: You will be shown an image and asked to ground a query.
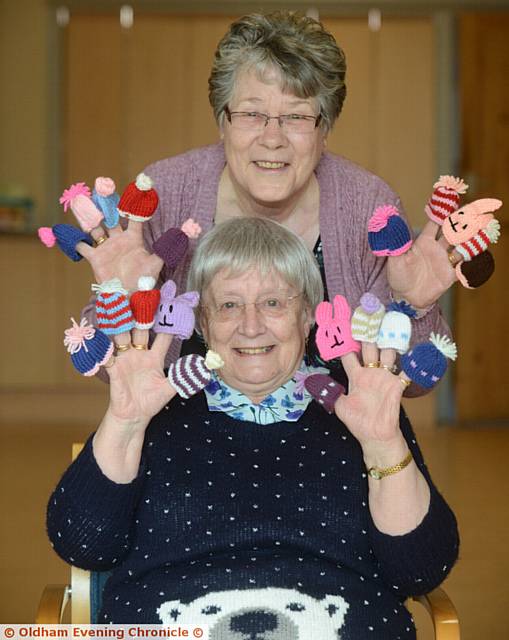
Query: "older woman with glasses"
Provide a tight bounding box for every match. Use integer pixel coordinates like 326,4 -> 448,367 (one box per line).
79,9 -> 454,394
48,218 -> 459,638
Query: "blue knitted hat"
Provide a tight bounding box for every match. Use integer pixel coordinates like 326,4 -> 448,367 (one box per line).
92,177 -> 120,229
38,224 -> 94,261
64,318 -> 114,376
401,333 -> 457,389
367,205 -> 413,256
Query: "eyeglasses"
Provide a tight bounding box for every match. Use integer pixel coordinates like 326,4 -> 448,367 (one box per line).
204,293 -> 303,322
224,107 -> 321,134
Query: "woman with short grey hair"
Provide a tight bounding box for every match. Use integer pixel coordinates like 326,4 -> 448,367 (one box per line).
49,217 -> 459,636
80,9 -> 453,393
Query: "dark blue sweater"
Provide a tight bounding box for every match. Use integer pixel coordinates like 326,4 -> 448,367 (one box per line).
47,393 -> 459,639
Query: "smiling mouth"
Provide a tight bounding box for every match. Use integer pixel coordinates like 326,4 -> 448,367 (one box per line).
234,346 -> 274,355
254,161 -> 288,169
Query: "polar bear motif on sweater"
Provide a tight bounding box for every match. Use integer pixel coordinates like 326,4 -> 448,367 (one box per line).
157,587 -> 349,639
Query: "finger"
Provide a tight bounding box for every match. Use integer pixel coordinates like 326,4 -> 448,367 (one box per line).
398,372 -> 412,393
150,332 -> 173,366
113,331 -> 132,352
101,354 -> 116,375
76,240 -> 95,260
361,342 -> 379,367
106,223 -> 123,238
132,328 -> 150,350
340,352 -> 362,380
380,348 -> 397,370
90,226 -> 107,243
419,218 -> 441,240
126,219 -> 144,238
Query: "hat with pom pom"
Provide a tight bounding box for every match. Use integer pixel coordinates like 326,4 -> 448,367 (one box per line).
425,175 -> 468,225
59,182 -> 104,233
454,218 -> 501,261
38,224 -> 94,261
129,276 -> 161,330
376,300 -> 415,354
64,318 -> 114,376
168,350 -> 224,399
351,293 -> 386,343
367,205 -> 413,256
92,278 -> 135,335
401,333 -> 457,389
92,177 -> 120,228
153,219 -> 202,270
118,173 -> 159,222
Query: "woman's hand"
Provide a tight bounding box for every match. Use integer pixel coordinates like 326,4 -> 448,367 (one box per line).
386,220 -> 456,309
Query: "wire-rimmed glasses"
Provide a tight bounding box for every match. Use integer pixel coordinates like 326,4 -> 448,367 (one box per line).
224,106 -> 321,134
204,292 -> 303,322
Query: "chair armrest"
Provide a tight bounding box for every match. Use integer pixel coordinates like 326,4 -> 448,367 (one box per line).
412,587 -> 460,640
36,584 -> 70,623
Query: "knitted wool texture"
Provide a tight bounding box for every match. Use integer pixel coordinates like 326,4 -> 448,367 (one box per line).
367,205 -> 412,257
351,293 -> 385,343
167,354 -> 213,399
118,173 -> 159,222
92,177 -> 120,229
64,320 -> 114,376
96,290 -> 135,335
455,219 -> 501,261
51,224 -> 94,261
376,302 -> 415,354
130,277 -> 161,330
152,227 -> 190,270
303,373 -> 345,414
153,281 -> 199,340
424,176 -> 468,225
401,334 -> 457,390
315,295 -> 360,361
456,251 -> 495,289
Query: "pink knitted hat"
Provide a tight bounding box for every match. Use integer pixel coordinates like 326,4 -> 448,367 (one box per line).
59,182 -> 104,232
443,198 -> 502,245
425,175 -> 468,225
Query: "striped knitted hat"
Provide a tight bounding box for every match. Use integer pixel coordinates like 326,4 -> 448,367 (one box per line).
64,318 -> 114,376
129,276 -> 161,330
168,351 -> 224,399
118,173 -> 159,222
93,278 -> 135,335
351,293 -> 385,343
455,219 -> 501,261
443,198 -> 502,245
425,175 -> 468,225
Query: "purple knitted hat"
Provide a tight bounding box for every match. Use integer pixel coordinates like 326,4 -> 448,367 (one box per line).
168,351 -> 224,399
304,374 -> 346,414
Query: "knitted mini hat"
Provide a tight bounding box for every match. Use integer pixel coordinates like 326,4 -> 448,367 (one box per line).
454,219 -> 501,262
351,293 -> 386,343
401,333 -> 457,390
59,182 -> 104,233
456,250 -> 495,289
153,218 -> 202,270
425,175 -> 468,225
367,205 -> 413,256
376,301 -> 415,354
303,374 -> 346,414
129,276 -> 161,330
118,173 -> 159,222
92,278 -> 135,335
442,198 -> 502,246
153,280 -> 199,340
91,177 -> 120,229
315,294 -> 361,361
168,350 -> 224,399
64,317 -> 114,376
38,224 -> 94,261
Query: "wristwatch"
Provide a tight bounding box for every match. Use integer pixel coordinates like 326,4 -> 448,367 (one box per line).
367,450 -> 413,480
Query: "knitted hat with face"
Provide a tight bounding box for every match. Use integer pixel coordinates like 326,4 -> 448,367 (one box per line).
64,318 -> 114,376
38,224 -> 94,261
425,175 -> 468,225
401,333 -> 457,390
92,177 -> 120,229
168,350 -> 224,399
367,205 -> 413,256
376,301 -> 416,354
456,250 -> 495,289
118,173 -> 159,222
129,276 -> 161,330
351,293 -> 386,343
59,182 -> 104,233
454,219 -> 501,261
443,198 -> 502,246
93,278 -> 135,335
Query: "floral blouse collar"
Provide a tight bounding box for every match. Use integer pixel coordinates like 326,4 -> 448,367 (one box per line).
203,361 -> 330,425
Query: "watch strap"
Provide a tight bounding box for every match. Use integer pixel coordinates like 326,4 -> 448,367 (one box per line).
368,450 -> 413,480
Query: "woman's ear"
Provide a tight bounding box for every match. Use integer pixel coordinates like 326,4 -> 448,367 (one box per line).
302,304 -> 313,337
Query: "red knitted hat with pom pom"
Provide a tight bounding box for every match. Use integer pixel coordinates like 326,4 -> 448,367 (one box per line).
118,173 -> 159,222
